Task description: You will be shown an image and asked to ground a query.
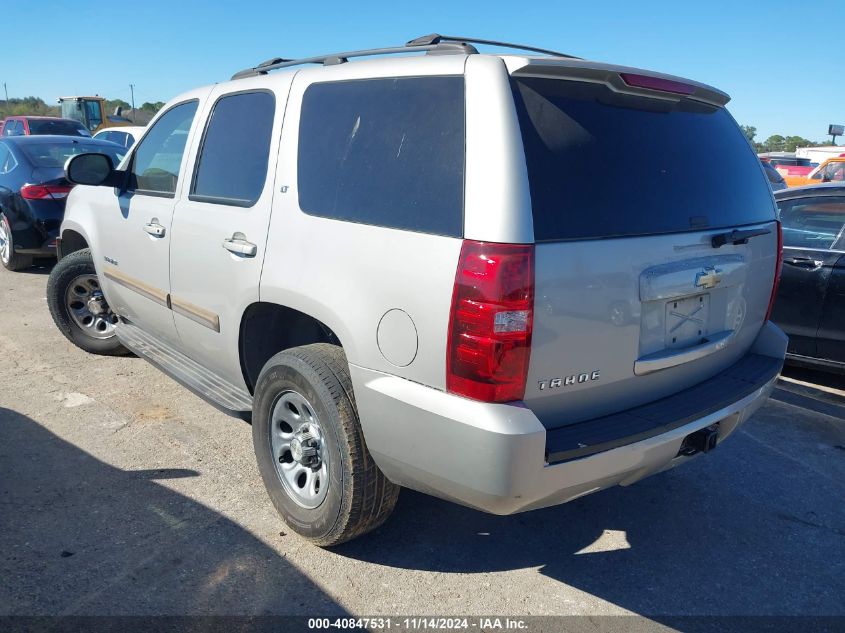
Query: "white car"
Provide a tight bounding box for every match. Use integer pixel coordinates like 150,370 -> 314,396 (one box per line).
92,126 -> 146,149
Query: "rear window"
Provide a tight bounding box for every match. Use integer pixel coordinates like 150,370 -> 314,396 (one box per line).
512,77 -> 776,241
20,141 -> 125,168
297,76 -> 465,237
27,119 -> 90,137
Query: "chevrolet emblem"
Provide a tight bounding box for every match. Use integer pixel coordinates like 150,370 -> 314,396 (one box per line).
695,266 -> 722,290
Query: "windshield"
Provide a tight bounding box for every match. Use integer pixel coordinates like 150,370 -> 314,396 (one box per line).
60,100 -> 86,126
512,77 -> 777,241
27,119 -> 91,137
20,141 -> 124,169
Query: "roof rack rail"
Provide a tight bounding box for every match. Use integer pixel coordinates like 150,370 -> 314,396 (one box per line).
406,33 -> 580,59
230,34 -> 578,80
231,41 -> 476,80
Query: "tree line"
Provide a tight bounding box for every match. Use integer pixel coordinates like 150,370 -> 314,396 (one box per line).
740,125 -> 834,154
0,96 -> 164,120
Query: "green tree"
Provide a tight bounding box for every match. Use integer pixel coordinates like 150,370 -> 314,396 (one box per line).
764,135 -> 786,152
740,125 -> 757,143
0,97 -> 59,118
140,101 -> 164,113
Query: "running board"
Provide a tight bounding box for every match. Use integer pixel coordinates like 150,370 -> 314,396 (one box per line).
116,320 -> 253,420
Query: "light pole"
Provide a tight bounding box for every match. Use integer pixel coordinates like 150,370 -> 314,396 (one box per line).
129,84 -> 136,122
3,83 -> 7,102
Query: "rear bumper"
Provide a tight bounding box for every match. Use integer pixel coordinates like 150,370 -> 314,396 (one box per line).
351,322 -> 787,515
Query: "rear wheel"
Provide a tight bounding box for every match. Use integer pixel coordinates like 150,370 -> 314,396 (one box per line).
47,248 -> 129,356
0,213 -> 33,272
252,343 -> 399,546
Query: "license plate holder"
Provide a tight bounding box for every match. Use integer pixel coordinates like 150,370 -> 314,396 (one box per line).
665,294 -> 709,349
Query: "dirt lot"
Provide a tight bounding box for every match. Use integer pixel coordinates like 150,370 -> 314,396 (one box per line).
1,260 -> 843,620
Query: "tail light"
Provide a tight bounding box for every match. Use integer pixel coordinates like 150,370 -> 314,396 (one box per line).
764,221 -> 783,322
447,240 -> 534,403
20,184 -> 74,200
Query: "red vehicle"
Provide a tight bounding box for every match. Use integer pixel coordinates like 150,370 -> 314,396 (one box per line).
0,116 -> 91,138
758,152 -> 816,179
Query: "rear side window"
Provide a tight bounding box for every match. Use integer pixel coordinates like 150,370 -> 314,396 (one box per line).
191,91 -> 275,206
778,196 -> 845,250
512,77 -> 776,241
298,76 -> 465,237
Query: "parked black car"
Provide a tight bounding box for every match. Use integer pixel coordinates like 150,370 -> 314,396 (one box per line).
0,136 -> 124,271
772,183 -> 845,371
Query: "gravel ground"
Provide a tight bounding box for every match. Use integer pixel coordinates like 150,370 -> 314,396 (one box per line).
1,260 -> 843,620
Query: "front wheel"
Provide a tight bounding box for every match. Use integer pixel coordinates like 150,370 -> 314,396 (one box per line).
252,343 -> 399,546
46,248 -> 129,356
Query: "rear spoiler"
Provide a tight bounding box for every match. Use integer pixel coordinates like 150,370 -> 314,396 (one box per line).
504,57 -> 730,108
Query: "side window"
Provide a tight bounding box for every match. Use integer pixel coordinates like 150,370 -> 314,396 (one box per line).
778,196 -> 845,250
190,91 -> 275,206
85,101 -> 102,130
111,132 -> 127,147
297,76 -> 465,237
130,101 -> 198,195
824,163 -> 845,182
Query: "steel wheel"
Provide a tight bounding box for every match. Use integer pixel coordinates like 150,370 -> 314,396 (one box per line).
64,274 -> 119,339
269,390 -> 329,509
0,217 -> 10,265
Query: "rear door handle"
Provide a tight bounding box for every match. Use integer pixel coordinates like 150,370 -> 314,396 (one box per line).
222,232 -> 257,257
143,219 -> 166,238
783,256 -> 823,269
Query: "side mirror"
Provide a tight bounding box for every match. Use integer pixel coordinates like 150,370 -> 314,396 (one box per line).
822,175 -> 831,183
65,153 -> 117,186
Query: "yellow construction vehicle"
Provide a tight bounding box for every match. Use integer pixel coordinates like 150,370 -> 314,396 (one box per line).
58,96 -> 133,134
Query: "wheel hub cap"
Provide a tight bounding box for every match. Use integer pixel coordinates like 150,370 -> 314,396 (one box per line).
64,274 -> 118,340
269,391 -> 329,509
290,430 -> 320,467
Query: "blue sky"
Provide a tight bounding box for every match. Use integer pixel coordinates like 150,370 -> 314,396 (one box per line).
3,0 -> 841,143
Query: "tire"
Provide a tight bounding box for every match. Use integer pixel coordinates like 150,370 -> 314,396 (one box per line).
252,343 -> 399,546
0,213 -> 33,272
46,248 -> 129,356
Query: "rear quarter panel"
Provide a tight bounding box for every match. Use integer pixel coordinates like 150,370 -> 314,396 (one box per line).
260,56 -> 468,390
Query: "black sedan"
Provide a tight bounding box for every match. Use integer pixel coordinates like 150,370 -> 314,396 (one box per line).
0,136 -> 124,271
772,183 -> 845,372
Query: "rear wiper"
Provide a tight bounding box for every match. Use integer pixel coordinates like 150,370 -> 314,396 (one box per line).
711,227 -> 771,248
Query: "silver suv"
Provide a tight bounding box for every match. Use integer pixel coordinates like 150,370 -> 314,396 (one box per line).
47,35 -> 787,546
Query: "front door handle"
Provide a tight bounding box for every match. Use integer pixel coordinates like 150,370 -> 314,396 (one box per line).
222,232 -> 257,257
143,219 -> 166,238
783,256 -> 823,269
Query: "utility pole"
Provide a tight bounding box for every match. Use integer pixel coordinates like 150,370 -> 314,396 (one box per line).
129,84 -> 136,123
